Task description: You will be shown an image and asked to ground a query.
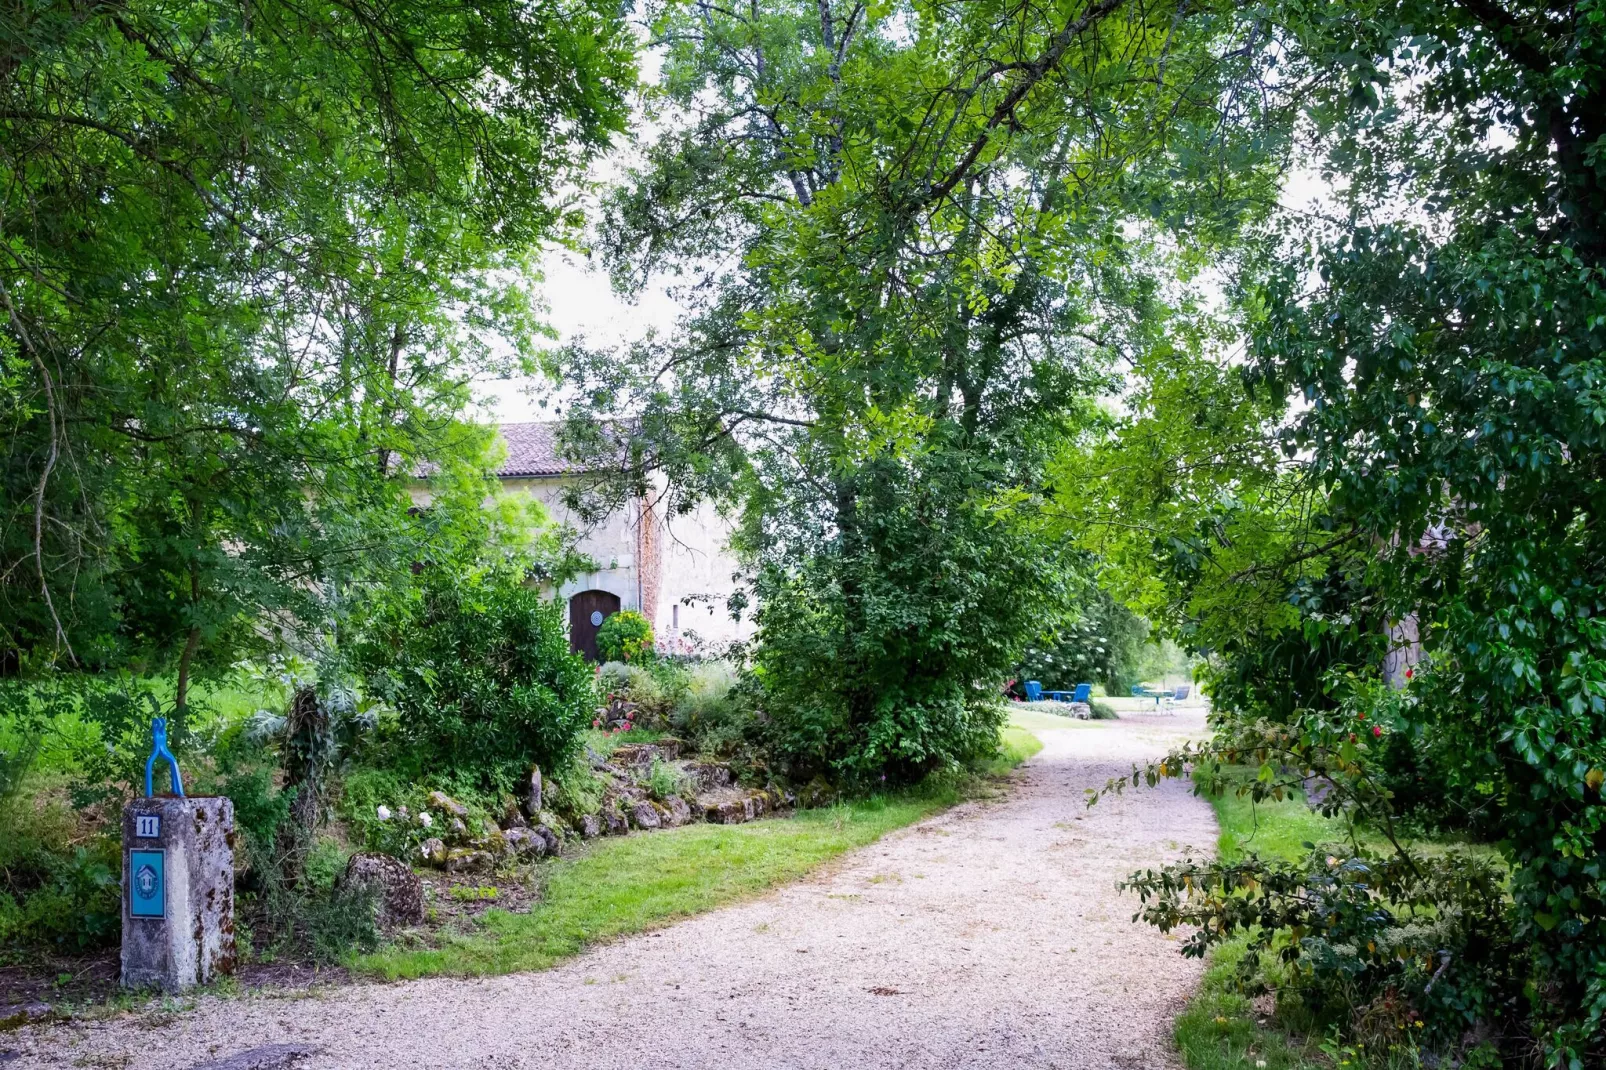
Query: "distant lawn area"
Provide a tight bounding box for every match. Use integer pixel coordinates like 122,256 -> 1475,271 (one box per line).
995,714 -> 1046,768
354,715 -> 1043,980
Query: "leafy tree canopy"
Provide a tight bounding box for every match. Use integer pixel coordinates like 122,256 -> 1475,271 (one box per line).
558,0 -> 1291,782
0,1 -> 635,700
1067,0 -> 1606,1058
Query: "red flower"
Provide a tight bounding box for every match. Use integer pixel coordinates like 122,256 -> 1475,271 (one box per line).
1358,712 -> 1366,720
1404,667 -> 1413,680
1349,733 -> 1357,743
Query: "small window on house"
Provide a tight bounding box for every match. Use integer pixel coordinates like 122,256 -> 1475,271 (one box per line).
672,604 -> 679,630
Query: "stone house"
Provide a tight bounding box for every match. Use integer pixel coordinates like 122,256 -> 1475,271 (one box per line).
493,422 -> 751,660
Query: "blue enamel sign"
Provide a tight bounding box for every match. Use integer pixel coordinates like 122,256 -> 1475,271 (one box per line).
129,850 -> 165,918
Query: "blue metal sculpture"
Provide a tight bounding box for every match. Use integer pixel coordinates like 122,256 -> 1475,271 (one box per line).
144,717 -> 185,798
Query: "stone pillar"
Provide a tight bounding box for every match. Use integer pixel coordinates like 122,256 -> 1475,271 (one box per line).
636,492 -> 662,634
121,796 -> 237,992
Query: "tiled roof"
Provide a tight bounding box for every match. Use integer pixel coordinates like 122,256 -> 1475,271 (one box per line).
497,421 -> 575,478
495,420 -> 631,478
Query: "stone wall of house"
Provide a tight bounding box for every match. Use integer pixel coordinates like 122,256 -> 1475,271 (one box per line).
654,496 -> 750,649
500,476 -> 643,613
493,476 -> 753,650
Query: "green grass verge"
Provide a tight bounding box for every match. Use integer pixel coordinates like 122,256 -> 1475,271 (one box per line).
992,721 -> 1044,772
1175,937 -> 1326,1070
352,720 -> 1044,981
1174,786 -> 1339,1070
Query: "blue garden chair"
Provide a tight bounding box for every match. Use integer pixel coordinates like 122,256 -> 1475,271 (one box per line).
1024,680 -> 1043,702
1162,684 -> 1191,713
1071,683 -> 1092,704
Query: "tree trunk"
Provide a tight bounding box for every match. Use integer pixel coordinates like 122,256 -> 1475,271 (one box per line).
276,685 -> 331,887
174,625 -> 201,714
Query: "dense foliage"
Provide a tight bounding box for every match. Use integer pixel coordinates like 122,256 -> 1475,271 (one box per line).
1015,586 -> 1150,694
7,1 -> 1602,1047
747,445 -> 1079,782
359,570 -> 596,791
1070,0 -> 1606,1062
0,0 -> 634,958
0,0 -> 633,694
559,0 -> 1285,783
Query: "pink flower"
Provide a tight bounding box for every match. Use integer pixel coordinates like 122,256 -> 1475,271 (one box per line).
1372,725 -> 1383,738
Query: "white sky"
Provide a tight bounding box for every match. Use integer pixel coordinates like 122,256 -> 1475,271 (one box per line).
471,247 -> 683,424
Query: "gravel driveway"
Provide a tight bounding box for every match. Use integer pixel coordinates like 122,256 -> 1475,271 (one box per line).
10,710 -> 1215,1070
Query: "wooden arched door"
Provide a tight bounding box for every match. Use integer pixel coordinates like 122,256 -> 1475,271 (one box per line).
569,590 -> 622,662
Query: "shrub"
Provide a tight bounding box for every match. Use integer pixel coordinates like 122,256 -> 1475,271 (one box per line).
1088,699 -> 1118,720
0,843 -> 121,950
1108,699 -> 1530,1061
545,755 -> 605,823
219,764 -> 292,875
597,659 -> 681,726
231,801 -> 381,964
303,837 -> 350,892
339,767 -> 426,857
598,660 -> 661,706
1125,842 -> 1517,1058
305,882 -> 381,963
0,785 -> 121,951
596,610 -> 654,663
645,758 -> 691,800
748,447 -> 1069,786
359,570 -> 595,792
681,660 -> 739,718
668,660 -> 756,757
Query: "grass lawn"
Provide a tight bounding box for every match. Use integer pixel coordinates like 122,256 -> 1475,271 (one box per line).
994,717 -> 1045,768
353,715 -> 1045,980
